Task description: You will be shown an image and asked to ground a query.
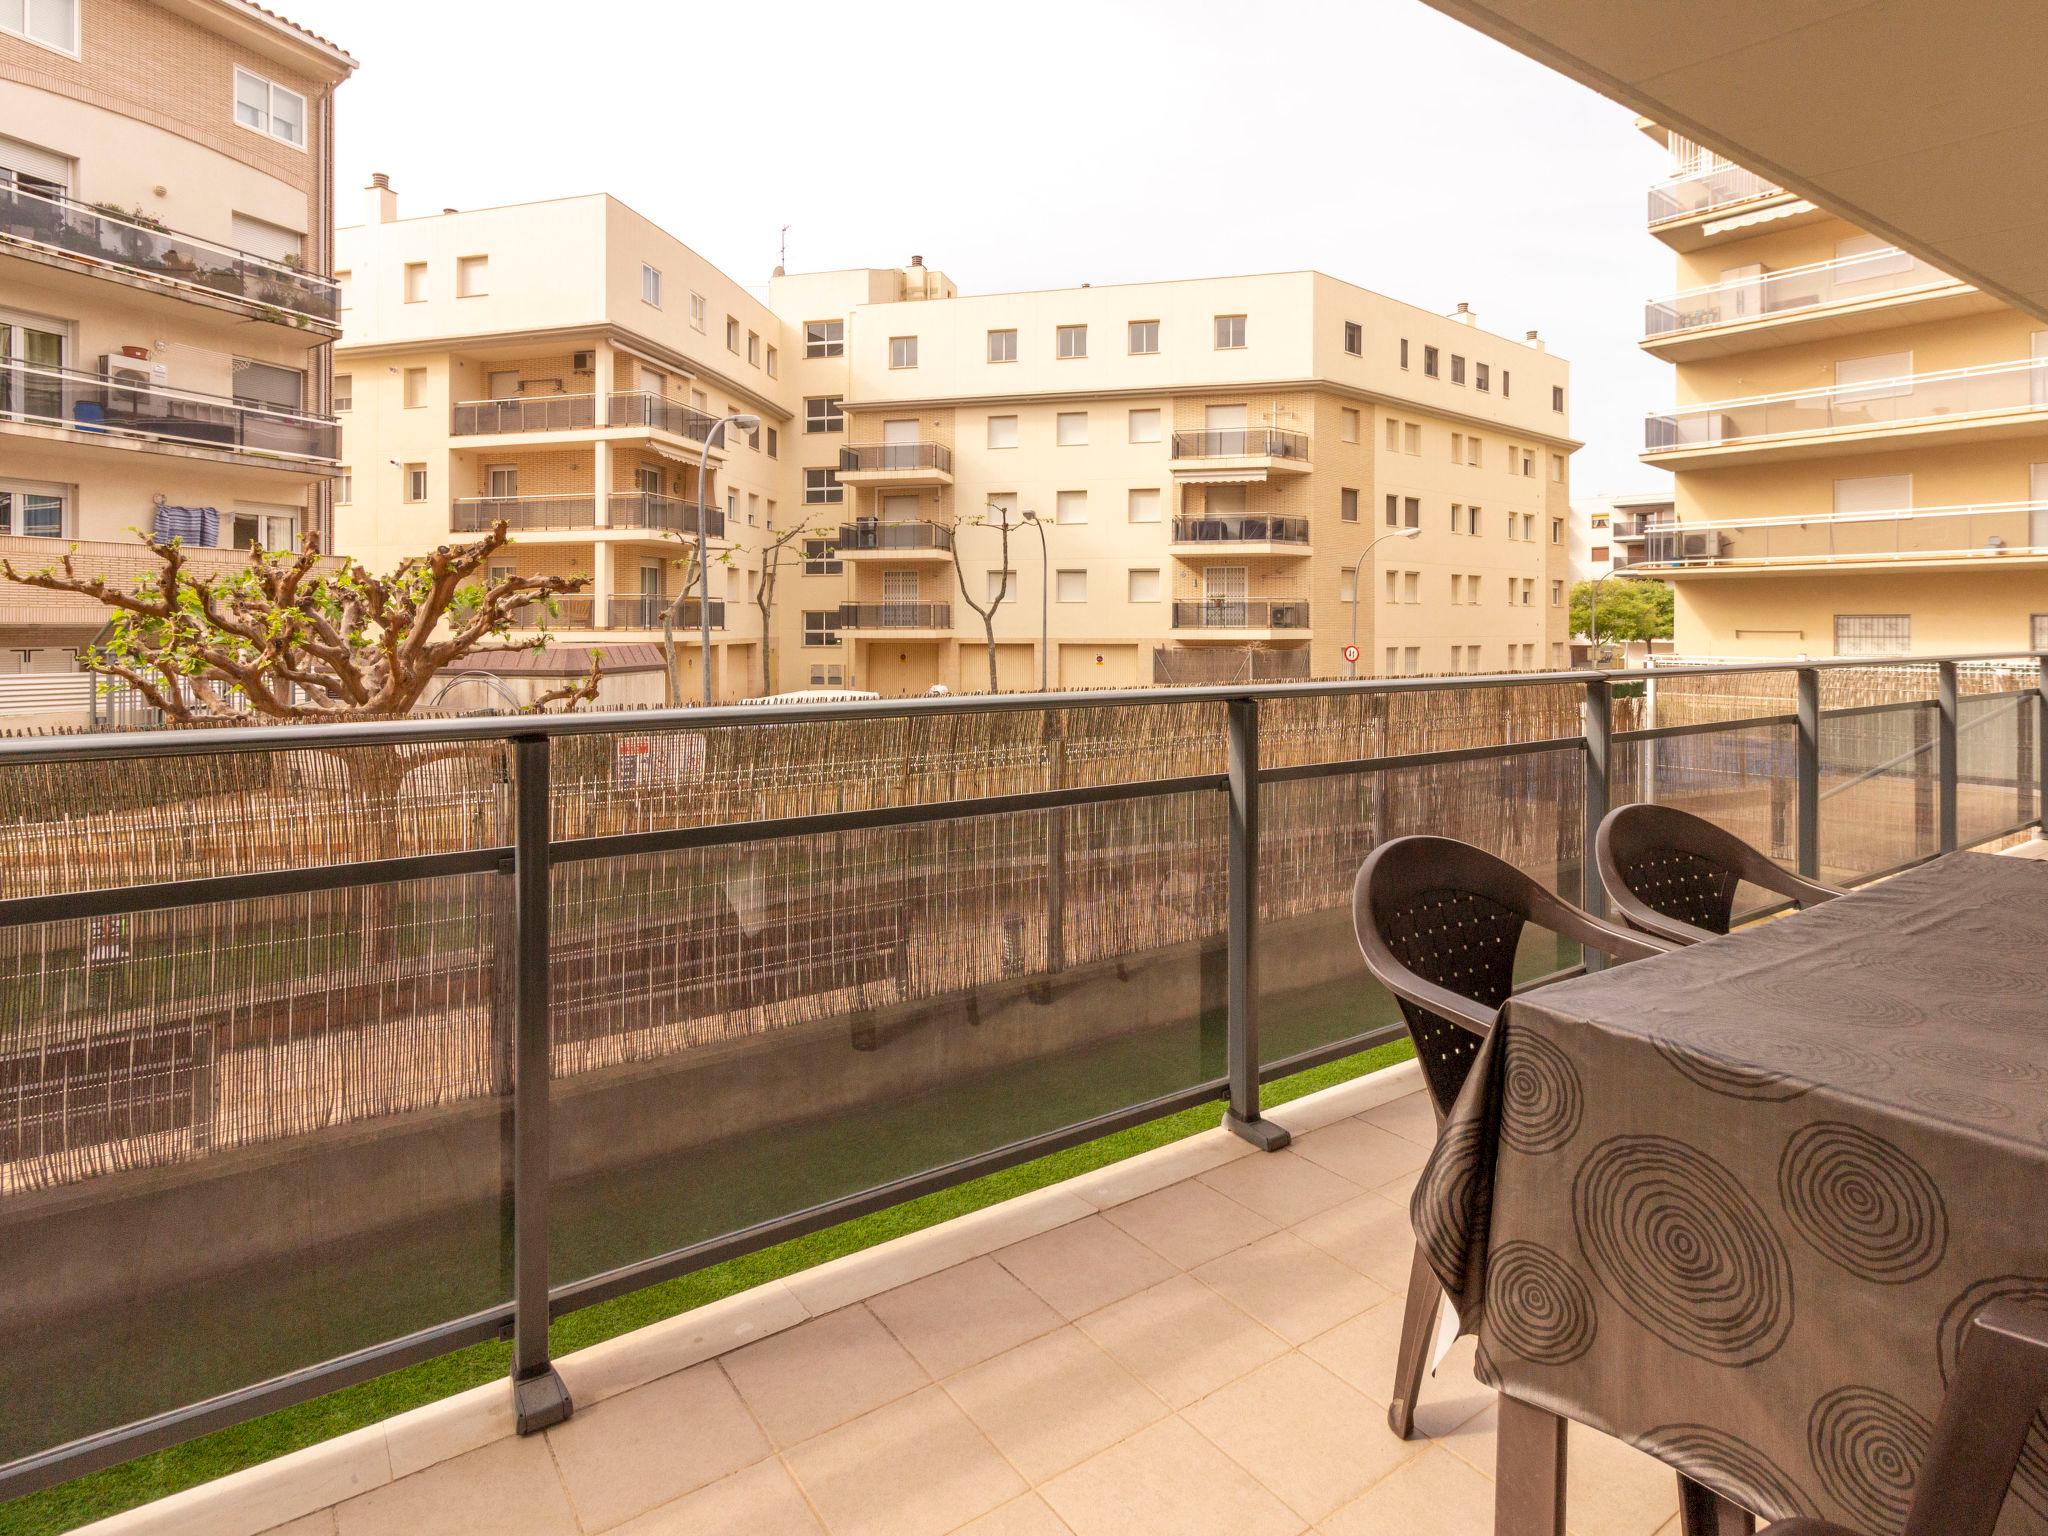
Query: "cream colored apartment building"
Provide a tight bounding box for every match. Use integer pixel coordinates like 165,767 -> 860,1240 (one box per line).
1633,126 -> 2048,658
0,0 -> 353,705
337,189 -> 1575,701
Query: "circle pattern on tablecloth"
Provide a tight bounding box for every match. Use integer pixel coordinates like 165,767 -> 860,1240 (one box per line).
1487,1241 -> 1597,1365
1889,1036 -> 2044,1085
1902,1082 -> 2017,1125
1635,1424 -> 1810,1524
1500,1032 -> 1582,1155
1779,1122 -> 1948,1282
1808,1386 -> 1932,1533
1410,1115 -> 1489,1286
1572,1135 -> 1793,1366
1938,1276 -> 2048,1518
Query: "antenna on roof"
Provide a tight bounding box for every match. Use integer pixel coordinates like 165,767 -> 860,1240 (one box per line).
779,225 -> 789,270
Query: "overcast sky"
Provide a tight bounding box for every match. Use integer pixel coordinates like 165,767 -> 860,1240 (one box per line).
288,0 -> 1675,494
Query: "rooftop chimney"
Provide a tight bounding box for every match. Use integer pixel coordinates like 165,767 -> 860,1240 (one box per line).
1525,329 -> 1546,353
442,207 -> 458,215
1450,302 -> 1476,326
909,254 -> 924,267
367,172 -> 397,225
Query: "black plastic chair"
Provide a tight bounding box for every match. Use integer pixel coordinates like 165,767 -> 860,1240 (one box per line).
1759,1300 -> 2048,1536
1596,802 -> 1846,947
1351,835 -> 1671,1440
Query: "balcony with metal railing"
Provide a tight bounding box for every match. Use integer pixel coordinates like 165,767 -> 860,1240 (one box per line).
1644,356 -> 2048,463
835,520 -> 955,559
451,393 -> 599,436
537,595 -> 726,630
0,183 -> 339,331
1643,246 -> 1983,356
0,359 -> 339,467
1633,501 -> 2048,574
1646,161 -> 1789,225
606,391 -> 723,444
1171,514 -> 1312,552
1169,429 -> 1311,476
838,600 -> 954,631
1171,597 -> 1311,633
836,442 -> 955,487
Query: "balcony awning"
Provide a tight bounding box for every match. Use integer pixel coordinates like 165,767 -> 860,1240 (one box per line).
1176,469 -> 1268,485
1702,199 -> 1816,238
651,446 -> 696,465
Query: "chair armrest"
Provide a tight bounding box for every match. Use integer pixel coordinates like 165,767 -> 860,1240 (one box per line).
1608,894 -> 1720,948
1759,1522 -> 1856,1536
1528,881 -> 1682,961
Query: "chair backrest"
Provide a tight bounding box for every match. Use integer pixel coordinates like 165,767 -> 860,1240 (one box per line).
1596,803 -> 1845,946
1353,835 -> 1667,1118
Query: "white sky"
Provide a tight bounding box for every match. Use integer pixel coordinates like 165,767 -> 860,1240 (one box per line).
287,0 -> 1674,494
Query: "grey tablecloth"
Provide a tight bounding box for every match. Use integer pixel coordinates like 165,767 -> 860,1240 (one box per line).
1415,851 -> 2048,1534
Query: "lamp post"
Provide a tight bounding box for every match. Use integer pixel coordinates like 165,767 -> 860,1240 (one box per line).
1586,570 -> 1616,665
1020,508 -> 1050,691
1347,526 -> 1422,677
667,411 -> 760,707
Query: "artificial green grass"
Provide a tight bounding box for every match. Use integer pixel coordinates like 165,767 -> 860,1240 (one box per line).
0,1039 -> 1414,1536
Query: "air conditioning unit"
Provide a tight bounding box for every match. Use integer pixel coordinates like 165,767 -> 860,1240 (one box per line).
99,354 -> 164,391
572,351 -> 595,373
1679,532 -> 1728,560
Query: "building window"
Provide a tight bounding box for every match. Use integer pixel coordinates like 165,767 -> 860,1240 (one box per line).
1340,487 -> 1359,523
987,569 -> 1015,604
726,317 -> 740,351
987,414 -> 1019,449
804,396 -> 843,434
805,320 -> 844,358
1054,490 -> 1088,525
803,610 -> 843,647
1552,581 -> 1563,606
403,367 -> 427,409
1058,324 -> 1089,359
1404,571 -> 1419,602
2032,614 -> 2048,650
1399,338 -> 1410,370
1552,385 -> 1565,412
803,539 -> 841,576
1404,423 -> 1421,455
1344,321 -> 1363,357
1123,320 -> 1158,355
1475,362 -> 1490,391
404,464 -> 427,502
1384,569 -> 1399,603
1128,408 -> 1162,443
1128,568 -> 1161,604
1384,418 -> 1399,452
234,68 -> 305,147
635,264 -> 659,308
1385,493 -> 1399,528
1056,411 -> 1088,446
1550,453 -> 1565,483
333,374 -> 352,411
1128,488 -> 1162,523
335,469 -> 351,504
1403,497 -> 1419,528
803,468 -> 843,504
403,262 -> 428,303
766,345 -> 778,377
1423,345 -> 1440,378
746,331 -> 761,366
988,329 -> 1017,363
1835,614 -> 1911,656
766,427 -> 778,459
1341,407 -> 1359,443
1466,436 -> 1481,467
1451,354 -> 1467,385
456,254 -> 488,297
1468,507 -> 1482,537
1214,314 -> 1247,349
0,481 -> 67,537
690,293 -> 706,328
1520,448 -> 1535,476
1056,569 -> 1088,603
889,335 -> 919,369
1502,370 -> 1511,398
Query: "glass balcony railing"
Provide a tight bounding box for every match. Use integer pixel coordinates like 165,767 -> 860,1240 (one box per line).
607,493 -> 722,537
451,395 -> 597,435
1172,599 -> 1310,630
839,601 -> 952,629
1646,163 -> 1784,225
1637,502 -> 2048,569
607,392 -> 722,443
540,596 -> 726,630
450,495 -> 721,536
1645,246 -> 1963,337
1170,429 -> 1309,461
0,183 -> 338,323
837,443 -> 954,475
836,521 -> 954,552
1646,357 -> 2048,452
0,359 -> 338,463
1172,515 -> 1311,545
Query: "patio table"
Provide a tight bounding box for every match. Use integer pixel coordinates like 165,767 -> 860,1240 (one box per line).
1412,851 -> 2048,1536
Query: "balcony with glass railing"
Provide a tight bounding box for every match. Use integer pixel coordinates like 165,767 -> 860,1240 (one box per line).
1171,514 -> 1312,550
1634,501 -> 2048,573
1169,428 -> 1311,469
1645,356 -> 2048,460
1644,246 -> 1975,348
448,392 -> 724,443
838,600 -> 954,631
0,183 -> 339,329
1646,162 -> 1787,225
1171,597 -> 1311,632
0,359 -> 338,465
836,442 -> 955,486
835,520 -> 955,557
537,595 -> 726,630
607,391 -> 722,444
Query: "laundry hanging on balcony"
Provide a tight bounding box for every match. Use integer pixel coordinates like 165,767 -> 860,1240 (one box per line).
151,503 -> 219,547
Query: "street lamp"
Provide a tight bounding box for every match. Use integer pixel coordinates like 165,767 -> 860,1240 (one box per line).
1019,508 -> 1050,692
1347,526 -> 1422,677
1585,570 -> 1617,665
666,411 -> 760,706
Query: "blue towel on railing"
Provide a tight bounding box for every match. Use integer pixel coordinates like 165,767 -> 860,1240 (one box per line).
152,505 -> 219,546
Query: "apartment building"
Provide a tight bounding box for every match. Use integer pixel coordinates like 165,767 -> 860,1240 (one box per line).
337,191 -> 1576,700
1570,491 -> 1671,582
0,0 -> 353,703
1632,126 -> 2048,658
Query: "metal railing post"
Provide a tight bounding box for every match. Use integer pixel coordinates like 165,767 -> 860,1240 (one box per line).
1795,668 -> 1821,878
1224,695 -> 1288,1150
2037,657 -> 2048,840
510,735 -> 571,1432
1936,661 -> 1959,853
1581,677 -> 1612,972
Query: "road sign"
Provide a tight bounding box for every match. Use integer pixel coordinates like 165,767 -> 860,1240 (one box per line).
1342,644 -> 1360,664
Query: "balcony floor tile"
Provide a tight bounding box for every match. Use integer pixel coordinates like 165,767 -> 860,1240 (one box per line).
1101,1177 -> 1279,1269
604,1458 -> 822,1535
781,1385 -> 1026,1536
720,1304 -> 930,1448
1038,1416 -> 1306,1536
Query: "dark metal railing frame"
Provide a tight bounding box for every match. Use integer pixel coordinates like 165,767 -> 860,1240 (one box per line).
1,651 -> 2043,1495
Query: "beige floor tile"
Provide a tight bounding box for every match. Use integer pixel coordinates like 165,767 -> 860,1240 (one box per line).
1299,1298 -> 1410,1407
1104,1178 -> 1278,1269
1192,1232 -> 1388,1345
1288,1118 -> 1430,1186
1369,1165 -> 1423,1212
1411,1337 -> 1498,1442
1357,1092 -> 1440,1150
1063,1129 -> 1254,1211
1197,1150 -> 1361,1227
782,1386 -> 1024,1536
1319,1446 -> 1495,1536
951,1492 -> 1077,1535
1433,1394 -> 1501,1476
867,1255 -> 1063,1378
1075,1273 -> 1289,1409
605,1459 -> 821,1535
944,1326 -> 1170,1483
1292,1193 -> 1422,1291
1564,1422 -> 1681,1536
720,1304 -> 929,1448
992,1214 -> 1176,1321
258,1517 -> 337,1536
1183,1353 -> 1421,1524
783,1193 -> 1094,1317
1041,1415 -> 1306,1536
333,1434 -> 577,1536
1650,1519 -> 1682,1536
546,1361 -> 769,1531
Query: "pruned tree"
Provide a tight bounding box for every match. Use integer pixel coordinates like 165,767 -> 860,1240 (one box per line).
751,520 -> 838,696
948,507 -> 1019,695
658,527 -> 735,706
